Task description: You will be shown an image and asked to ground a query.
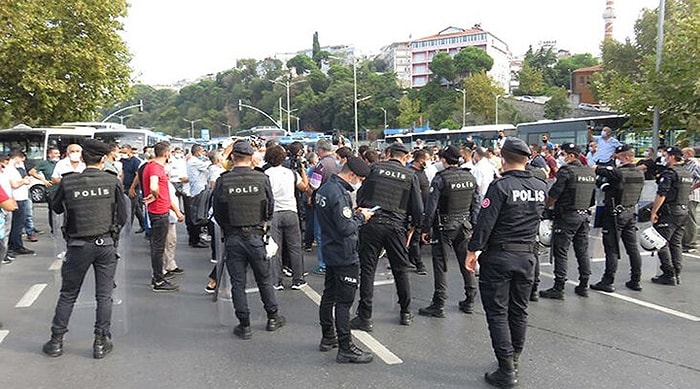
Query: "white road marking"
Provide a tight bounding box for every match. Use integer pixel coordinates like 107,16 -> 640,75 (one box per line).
590,252 -> 654,263
16,284 -> 47,308
48,259 -> 63,271
0,330 -> 9,344
300,283 -> 403,365
539,272 -> 700,322
685,252 -> 700,259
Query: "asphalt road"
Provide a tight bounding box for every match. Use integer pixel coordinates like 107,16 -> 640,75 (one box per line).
1,203 -> 699,389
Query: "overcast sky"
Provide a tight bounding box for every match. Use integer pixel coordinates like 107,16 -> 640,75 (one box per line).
122,0 -> 662,85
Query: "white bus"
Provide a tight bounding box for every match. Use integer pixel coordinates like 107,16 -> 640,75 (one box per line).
384,124 -> 516,150
92,127 -> 170,155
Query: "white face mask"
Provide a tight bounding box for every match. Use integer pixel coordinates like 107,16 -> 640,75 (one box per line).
643,151 -> 650,158
50,157 -> 60,162
69,152 -> 81,162
615,159 -> 622,167
119,153 -> 128,160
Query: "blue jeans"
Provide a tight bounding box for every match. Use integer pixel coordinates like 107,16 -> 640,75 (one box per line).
9,200 -> 27,250
314,218 -> 325,269
23,198 -> 35,235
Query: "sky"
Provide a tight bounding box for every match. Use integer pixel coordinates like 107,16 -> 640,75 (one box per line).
121,0 -> 662,85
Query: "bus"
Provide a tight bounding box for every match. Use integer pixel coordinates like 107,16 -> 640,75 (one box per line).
235,126 -> 288,142
0,124 -> 96,201
92,127 -> 170,155
515,114 -> 629,149
384,124 -> 517,150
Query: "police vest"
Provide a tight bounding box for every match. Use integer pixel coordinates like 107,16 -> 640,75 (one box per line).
362,161 -> 413,214
438,168 -> 476,216
617,167 -> 644,207
567,165 -> 596,210
529,166 -> 547,181
667,165 -> 693,206
220,170 -> 268,227
61,172 -> 116,238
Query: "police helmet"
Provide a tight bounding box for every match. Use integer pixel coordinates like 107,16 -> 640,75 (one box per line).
538,219 -> 553,247
639,227 -> 667,251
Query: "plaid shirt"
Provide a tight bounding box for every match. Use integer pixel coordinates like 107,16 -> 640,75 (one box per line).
685,158 -> 700,202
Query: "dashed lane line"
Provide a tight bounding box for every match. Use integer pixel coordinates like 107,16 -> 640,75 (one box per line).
16,284 -> 47,308
0,330 -> 8,344
299,284 -> 403,365
48,259 -> 62,271
539,272 -> 700,322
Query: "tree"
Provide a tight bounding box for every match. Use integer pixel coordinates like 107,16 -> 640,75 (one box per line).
453,46 -> 494,82
428,52 -> 456,83
552,54 -> 599,89
0,0 -> 132,126
517,62 -> 545,95
462,72 -> 506,124
543,87 -> 571,119
287,54 -> 317,76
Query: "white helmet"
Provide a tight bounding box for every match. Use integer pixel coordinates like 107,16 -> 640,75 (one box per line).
639,227 -> 667,251
538,219 -> 553,247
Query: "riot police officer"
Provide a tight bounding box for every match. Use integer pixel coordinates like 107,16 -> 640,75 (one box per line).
418,145 -> 479,318
42,139 -> 127,359
539,143 -> 596,299
212,140 -> 285,339
465,137 -> 546,388
316,157 -> 375,363
650,146 -> 693,285
407,148 -> 430,275
590,144 -> 645,292
350,142 -> 424,330
526,164 -> 548,301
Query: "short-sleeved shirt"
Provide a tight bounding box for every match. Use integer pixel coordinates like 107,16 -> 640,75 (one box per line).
593,135 -> 622,163
33,160 -> 58,192
121,156 -> 141,190
0,185 -> 9,203
142,161 -> 170,215
52,158 -> 85,180
5,164 -> 29,201
186,156 -> 211,197
265,165 -> 301,213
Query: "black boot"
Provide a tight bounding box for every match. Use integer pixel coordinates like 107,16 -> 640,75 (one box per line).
458,289 -> 476,314
93,334 -> 113,359
651,272 -> 677,286
42,333 -> 63,357
513,350 -> 522,374
539,280 -> 565,300
590,276 -> 615,293
336,342 -> 373,364
529,283 -> 539,302
674,268 -> 681,285
484,356 -> 517,388
319,327 -> 338,352
266,312 -> 286,331
233,318 -> 252,340
418,304 -> 446,318
574,278 -> 589,297
349,316 -> 373,332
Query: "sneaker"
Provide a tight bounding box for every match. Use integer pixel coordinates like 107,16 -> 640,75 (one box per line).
169,267 -> 185,275
290,281 -> 307,290
163,271 -> 176,280
27,233 -> 38,242
304,246 -> 312,253
273,282 -> 285,291
13,247 -> 34,255
415,267 -> 428,276
1,257 -> 13,264
651,274 -> 676,286
282,266 -> 293,277
152,280 -> 179,292
312,266 -> 326,275
210,258 -> 218,264
400,312 -> 413,326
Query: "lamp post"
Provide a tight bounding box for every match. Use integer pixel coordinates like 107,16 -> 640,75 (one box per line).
353,57 -> 359,147
455,88 -> 466,128
183,118 -> 201,139
271,77 -> 306,134
116,114 -> 132,125
495,95 -> 502,125
652,0 -> 665,149
220,122 -> 232,137
379,107 -> 387,129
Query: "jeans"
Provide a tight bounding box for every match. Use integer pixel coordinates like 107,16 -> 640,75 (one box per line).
9,200 -> 27,250
50,239 -> 118,337
23,198 -> 35,235
148,213 -> 169,283
314,218 -> 325,269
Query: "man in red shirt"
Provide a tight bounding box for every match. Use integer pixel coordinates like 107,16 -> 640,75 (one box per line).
143,142 -> 178,292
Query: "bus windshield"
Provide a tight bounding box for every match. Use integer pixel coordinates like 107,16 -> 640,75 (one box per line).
0,131 -> 45,161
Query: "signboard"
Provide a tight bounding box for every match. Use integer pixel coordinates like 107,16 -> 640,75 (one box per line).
200,128 -> 210,141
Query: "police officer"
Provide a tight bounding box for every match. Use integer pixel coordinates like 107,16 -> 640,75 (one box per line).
42,139 -> 127,359
407,148 -> 430,275
649,146 -> 693,286
212,140 -> 285,339
590,144 -> 645,292
351,142 -> 424,330
465,137 -> 546,388
316,157 -> 375,363
418,145 -> 479,318
539,143 -> 596,299
526,164 -> 548,301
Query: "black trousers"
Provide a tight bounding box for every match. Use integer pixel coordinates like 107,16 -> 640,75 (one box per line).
148,213 -> 169,283
478,250 -> 534,359
357,221 -> 411,319
430,222 -> 475,307
182,195 -> 202,245
655,212 -> 688,275
319,264 -> 359,345
224,234 -> 278,321
551,212 -> 591,283
50,238 -> 118,337
127,192 -> 145,230
407,227 -> 426,270
600,209 -> 643,282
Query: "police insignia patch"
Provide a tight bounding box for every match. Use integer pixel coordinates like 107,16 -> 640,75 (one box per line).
342,207 -> 352,218
482,198 -> 491,208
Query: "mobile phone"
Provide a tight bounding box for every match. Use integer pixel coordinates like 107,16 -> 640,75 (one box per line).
369,206 -> 381,212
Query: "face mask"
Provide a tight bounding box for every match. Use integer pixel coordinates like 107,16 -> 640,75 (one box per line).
174,153 -> 183,159
643,151 -> 650,158
50,157 -> 60,162
656,152 -> 663,158
69,152 -> 81,162
119,153 -> 128,160
615,159 -> 622,167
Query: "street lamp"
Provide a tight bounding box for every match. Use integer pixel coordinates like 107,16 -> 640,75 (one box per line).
270,77 -> 306,134
379,107 -> 387,129
495,95 -> 502,125
183,118 -> 201,139
289,114 -> 301,131
116,114 -> 132,125
455,88 -> 466,128
220,122 -> 232,137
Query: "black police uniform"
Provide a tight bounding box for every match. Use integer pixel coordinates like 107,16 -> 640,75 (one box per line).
419,165 -> 479,316
407,163 -> 430,274
353,157 -> 424,327
212,161 -> 284,338
540,157 -> 595,299
592,156 -> 645,291
316,173 -> 372,362
526,164 -> 548,301
44,162 -> 127,358
652,163 -> 692,285
467,138 -> 546,386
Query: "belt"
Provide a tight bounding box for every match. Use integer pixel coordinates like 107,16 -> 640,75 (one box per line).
225,226 -> 265,237
575,209 -> 590,215
487,243 -> 535,253
68,236 -> 114,246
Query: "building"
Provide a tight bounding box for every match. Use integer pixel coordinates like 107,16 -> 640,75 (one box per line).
409,25 -> 512,92
572,65 -> 603,104
375,42 -> 412,88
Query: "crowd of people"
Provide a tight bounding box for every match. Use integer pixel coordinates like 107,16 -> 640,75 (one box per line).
0,127 -> 697,387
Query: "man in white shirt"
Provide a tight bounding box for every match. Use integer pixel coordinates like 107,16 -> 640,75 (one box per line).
265,145 -> 309,290
51,144 -> 86,184
6,149 -> 33,255
471,147 -> 498,201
